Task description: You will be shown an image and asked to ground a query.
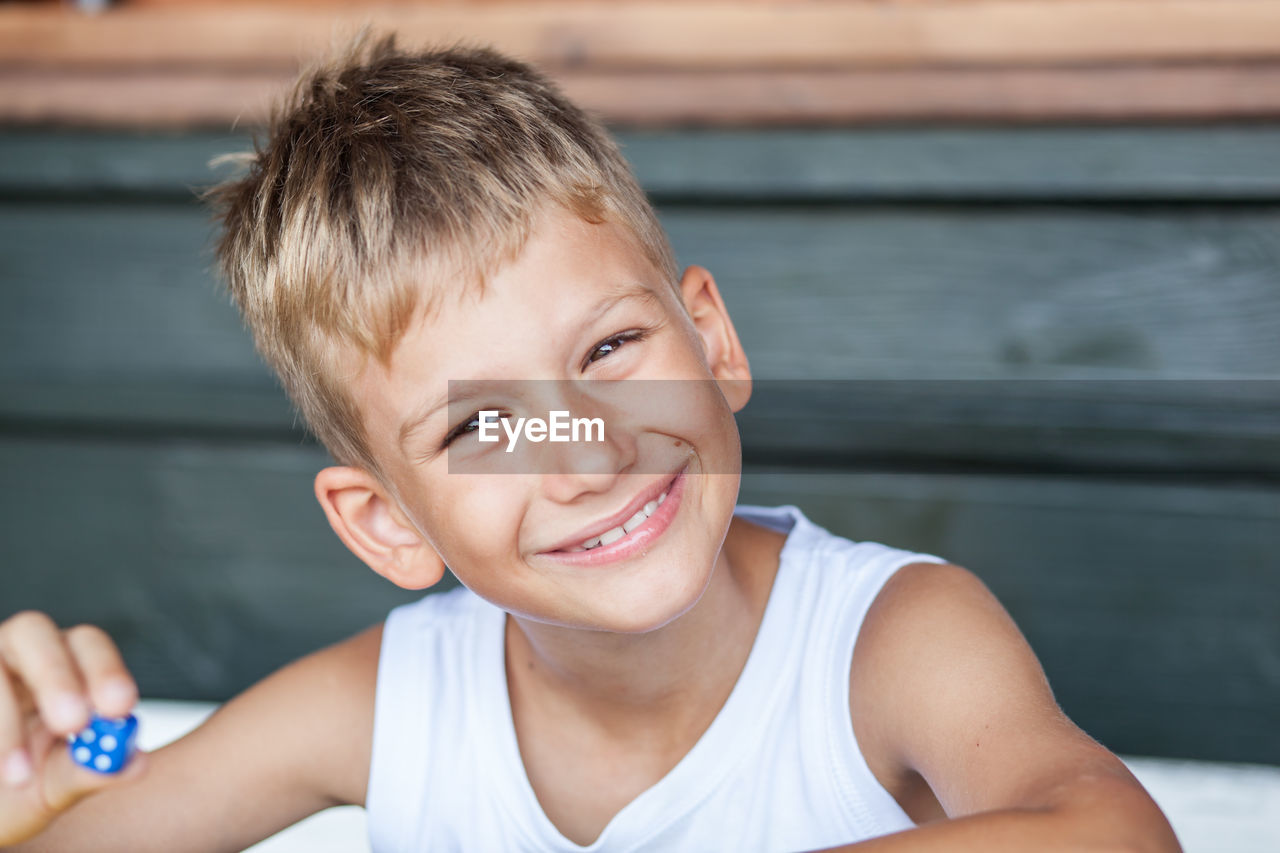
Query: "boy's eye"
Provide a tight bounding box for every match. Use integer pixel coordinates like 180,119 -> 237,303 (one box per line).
442,410 -> 504,448
584,329 -> 647,368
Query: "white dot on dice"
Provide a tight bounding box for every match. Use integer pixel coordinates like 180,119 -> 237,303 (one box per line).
94,754 -> 112,771
100,735 -> 117,751
74,746 -> 91,763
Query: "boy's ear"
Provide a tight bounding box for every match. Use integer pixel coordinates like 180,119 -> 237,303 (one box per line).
679,264 -> 751,412
313,466 -> 447,590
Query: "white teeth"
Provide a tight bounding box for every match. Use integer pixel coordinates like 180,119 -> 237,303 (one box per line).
567,486 -> 672,551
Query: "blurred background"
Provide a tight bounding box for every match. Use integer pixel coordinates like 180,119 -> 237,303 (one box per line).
2,1 -> 1278,850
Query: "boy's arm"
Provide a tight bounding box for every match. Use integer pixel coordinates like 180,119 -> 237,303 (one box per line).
827,562 -> 1180,853
7,620 -> 381,853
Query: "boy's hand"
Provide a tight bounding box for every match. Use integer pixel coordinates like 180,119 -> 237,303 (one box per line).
0,611 -> 147,846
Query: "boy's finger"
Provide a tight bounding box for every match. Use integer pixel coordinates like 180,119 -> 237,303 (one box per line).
0,665 -> 33,786
0,612 -> 90,736
64,625 -> 138,718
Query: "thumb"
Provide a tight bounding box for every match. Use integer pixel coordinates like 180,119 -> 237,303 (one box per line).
40,742 -> 149,815
0,746 -> 149,847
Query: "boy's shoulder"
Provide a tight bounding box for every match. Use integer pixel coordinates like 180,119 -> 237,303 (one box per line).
847,553 -> 1134,825
848,558 -> 981,818
729,508 -> 1149,834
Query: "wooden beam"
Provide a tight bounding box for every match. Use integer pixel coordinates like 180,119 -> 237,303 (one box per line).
4,1 -> 1280,70
0,68 -> 284,129
559,64 -> 1280,126
7,63 -> 1280,128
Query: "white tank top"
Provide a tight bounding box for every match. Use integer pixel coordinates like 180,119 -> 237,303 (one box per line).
366,504 -> 947,851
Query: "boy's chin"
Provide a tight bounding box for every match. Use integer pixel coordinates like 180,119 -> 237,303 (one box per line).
590,601 -> 701,635
521,573 -> 712,635
584,576 -> 712,634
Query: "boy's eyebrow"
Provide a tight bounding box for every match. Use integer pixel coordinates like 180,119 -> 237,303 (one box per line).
397,282 -> 662,451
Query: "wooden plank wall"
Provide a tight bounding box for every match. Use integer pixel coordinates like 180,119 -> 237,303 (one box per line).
7,0 -> 1280,126
1,126 -> 1278,766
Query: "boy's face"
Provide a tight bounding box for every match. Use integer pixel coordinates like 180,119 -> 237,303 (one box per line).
328,203 -> 752,634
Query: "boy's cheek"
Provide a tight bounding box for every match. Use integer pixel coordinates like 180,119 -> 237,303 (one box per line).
395,477 -> 522,562
651,381 -> 741,474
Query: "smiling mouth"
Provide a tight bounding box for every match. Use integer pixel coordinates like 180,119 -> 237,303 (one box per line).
562,487 -> 670,552
541,466 -> 684,556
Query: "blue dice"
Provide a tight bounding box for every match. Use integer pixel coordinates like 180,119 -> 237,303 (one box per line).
68,713 -> 139,774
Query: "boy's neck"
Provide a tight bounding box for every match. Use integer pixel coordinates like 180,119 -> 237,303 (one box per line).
504,515 -> 787,744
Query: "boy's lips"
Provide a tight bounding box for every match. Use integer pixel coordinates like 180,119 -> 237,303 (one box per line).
538,466 -> 686,558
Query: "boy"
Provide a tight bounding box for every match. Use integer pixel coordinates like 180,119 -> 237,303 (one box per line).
0,33 -> 1179,851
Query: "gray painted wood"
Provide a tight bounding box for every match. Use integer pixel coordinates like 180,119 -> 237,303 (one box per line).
5,199 -> 1279,479
624,127 -> 1280,202
0,437 -> 432,699
0,202 -> 261,382
7,127 -> 1280,200
5,204 -> 1279,387
736,379 -> 1280,480
668,208 -> 1280,380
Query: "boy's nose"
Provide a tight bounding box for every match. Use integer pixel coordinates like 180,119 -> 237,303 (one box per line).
537,418 -> 637,502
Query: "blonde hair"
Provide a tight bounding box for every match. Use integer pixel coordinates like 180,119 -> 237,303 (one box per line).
204,31 -> 678,480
